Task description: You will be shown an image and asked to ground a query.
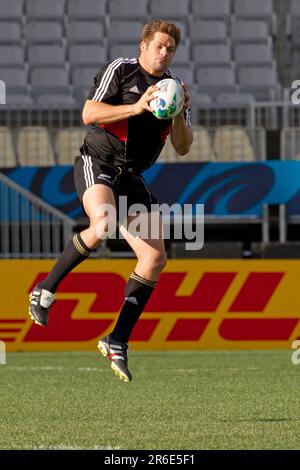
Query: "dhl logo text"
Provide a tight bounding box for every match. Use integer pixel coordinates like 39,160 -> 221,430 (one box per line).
1,260 -> 300,350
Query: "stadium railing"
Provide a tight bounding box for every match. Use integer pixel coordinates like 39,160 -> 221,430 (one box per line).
0,172 -> 75,258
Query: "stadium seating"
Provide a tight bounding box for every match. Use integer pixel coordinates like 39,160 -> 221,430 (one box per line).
30,67 -> 70,100
0,45 -> 24,67
213,125 -> 256,161
26,0 -> 65,21
231,20 -> 271,44
67,0 -> 106,21
109,0 -> 148,20
17,126 -> 55,166
0,127 -> 17,167
56,128 -> 86,164
66,21 -> 105,44
149,0 -> 189,21
68,44 -> 107,69
28,45 -> 66,67
0,22 -> 22,44
191,0 -> 231,21
0,0 -> 24,22
26,21 -> 64,44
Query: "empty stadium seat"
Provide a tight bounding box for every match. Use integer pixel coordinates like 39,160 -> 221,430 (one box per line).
0,1 -> 24,21
0,68 -> 28,94
231,20 -> 271,44
5,93 -> 33,106
190,20 -> 228,44
26,21 -> 64,44
56,127 -> 86,164
72,67 -> 99,102
67,20 -> 105,44
109,44 -> 139,61
233,0 -> 275,33
26,0 -> 65,21
213,126 -> 256,162
149,0 -> 189,20
193,44 -> 231,67
0,22 -> 22,44
191,0 -> 231,21
36,94 -> 76,107
0,45 -> 24,66
238,66 -> 280,100
109,0 -> 148,20
108,20 -> 144,44
18,126 -> 55,166
28,45 -> 66,67
0,127 -> 17,167
68,0 -> 106,20
30,67 -> 70,99
234,44 -> 273,67
69,44 -> 107,68
195,67 -> 237,97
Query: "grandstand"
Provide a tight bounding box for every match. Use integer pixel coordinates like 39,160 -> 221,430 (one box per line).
0,0 -> 300,258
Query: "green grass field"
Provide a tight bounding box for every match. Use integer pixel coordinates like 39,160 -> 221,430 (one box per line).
1,350 -> 300,450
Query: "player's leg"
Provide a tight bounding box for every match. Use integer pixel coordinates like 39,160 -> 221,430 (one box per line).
98,212 -> 166,382
29,183 -> 116,327
112,211 -> 167,341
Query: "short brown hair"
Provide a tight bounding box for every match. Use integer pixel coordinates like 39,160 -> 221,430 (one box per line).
140,20 -> 181,48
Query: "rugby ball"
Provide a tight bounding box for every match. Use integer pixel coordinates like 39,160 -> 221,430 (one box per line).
150,78 -> 185,120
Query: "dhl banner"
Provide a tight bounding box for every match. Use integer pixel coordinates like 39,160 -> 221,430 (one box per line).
1,259 -> 300,351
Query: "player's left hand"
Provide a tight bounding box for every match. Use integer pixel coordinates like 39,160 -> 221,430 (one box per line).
173,81 -> 190,120
180,81 -> 190,111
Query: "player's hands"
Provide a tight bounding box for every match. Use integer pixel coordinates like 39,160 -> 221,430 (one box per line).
173,81 -> 190,121
181,81 -> 190,112
133,85 -> 158,115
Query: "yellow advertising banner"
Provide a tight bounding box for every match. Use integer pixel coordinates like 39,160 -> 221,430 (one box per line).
1,259 -> 300,351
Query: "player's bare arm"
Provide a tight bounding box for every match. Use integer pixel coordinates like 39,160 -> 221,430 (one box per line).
82,85 -> 158,125
170,83 -> 193,155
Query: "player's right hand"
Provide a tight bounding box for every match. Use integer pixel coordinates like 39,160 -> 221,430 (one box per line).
133,85 -> 158,115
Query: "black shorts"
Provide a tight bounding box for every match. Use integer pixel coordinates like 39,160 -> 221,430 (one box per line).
74,154 -> 158,219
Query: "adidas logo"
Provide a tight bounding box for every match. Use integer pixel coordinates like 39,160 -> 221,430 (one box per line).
125,296 -> 139,305
129,85 -> 141,95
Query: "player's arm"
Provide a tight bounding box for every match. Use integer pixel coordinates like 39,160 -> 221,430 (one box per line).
170,83 -> 193,156
82,86 -> 158,125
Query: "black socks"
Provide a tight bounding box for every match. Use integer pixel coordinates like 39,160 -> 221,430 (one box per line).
111,272 -> 157,344
39,234 -> 92,293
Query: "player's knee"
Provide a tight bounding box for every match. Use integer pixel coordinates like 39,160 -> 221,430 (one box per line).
146,251 -> 167,272
92,213 -> 117,241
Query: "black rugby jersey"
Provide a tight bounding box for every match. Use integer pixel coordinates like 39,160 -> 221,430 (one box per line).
83,57 -> 191,173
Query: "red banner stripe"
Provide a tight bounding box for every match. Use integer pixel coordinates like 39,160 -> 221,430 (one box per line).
229,272 -> 284,312
0,329 -> 21,332
147,272 -> 236,312
167,319 -> 210,341
0,338 -> 15,342
219,319 -> 298,340
131,319 -> 160,341
0,320 -> 26,323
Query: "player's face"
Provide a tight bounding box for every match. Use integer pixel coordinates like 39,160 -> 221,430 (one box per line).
140,32 -> 176,76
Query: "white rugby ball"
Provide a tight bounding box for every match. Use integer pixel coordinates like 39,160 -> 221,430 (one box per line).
150,78 -> 185,120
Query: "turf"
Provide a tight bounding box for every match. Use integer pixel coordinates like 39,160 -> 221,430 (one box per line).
0,350 -> 300,450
